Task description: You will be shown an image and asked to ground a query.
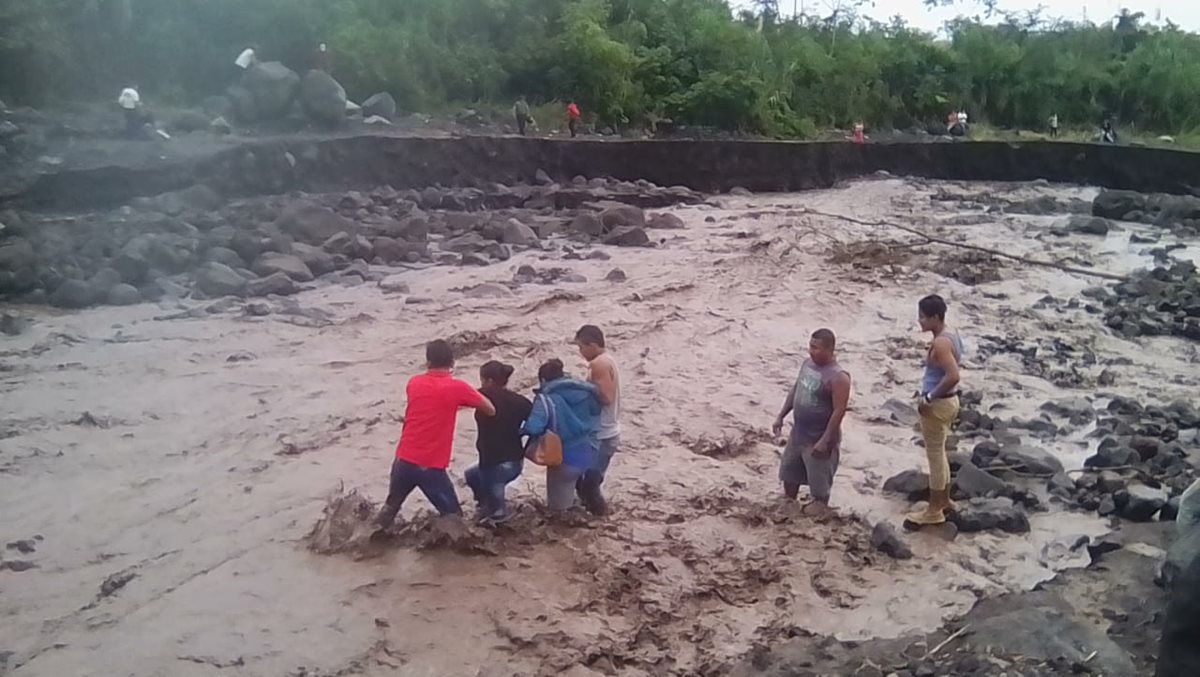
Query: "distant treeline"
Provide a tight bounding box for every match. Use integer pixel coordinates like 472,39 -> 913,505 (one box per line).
2,0 -> 1199,136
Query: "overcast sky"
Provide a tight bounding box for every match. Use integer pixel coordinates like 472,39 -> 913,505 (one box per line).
765,1 -> 1200,33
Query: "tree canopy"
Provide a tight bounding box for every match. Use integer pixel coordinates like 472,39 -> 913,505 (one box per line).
2,0 -> 1199,137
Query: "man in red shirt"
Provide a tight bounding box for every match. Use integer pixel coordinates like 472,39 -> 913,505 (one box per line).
567,102 -> 581,138
376,339 -> 496,527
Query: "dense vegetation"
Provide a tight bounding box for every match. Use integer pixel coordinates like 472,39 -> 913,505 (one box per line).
3,0 -> 1200,137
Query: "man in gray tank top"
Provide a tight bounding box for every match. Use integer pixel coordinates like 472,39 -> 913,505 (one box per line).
576,324 -> 621,515
772,328 -> 852,514
907,294 -> 963,526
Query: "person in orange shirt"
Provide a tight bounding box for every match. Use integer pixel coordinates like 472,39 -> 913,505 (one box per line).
567,101 -> 581,138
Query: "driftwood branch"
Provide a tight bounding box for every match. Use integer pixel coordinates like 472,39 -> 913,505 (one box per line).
800,208 -> 1128,282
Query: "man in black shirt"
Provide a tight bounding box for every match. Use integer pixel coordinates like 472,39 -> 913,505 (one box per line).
465,361 -> 533,523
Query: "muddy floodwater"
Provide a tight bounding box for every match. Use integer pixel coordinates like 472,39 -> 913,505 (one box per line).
2,178 -> 1196,676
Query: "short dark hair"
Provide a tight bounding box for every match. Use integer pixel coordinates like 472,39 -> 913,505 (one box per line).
537,358 -> 565,382
811,328 -> 836,350
918,294 -> 948,321
480,360 -> 514,385
426,339 -> 455,368
575,324 -> 605,348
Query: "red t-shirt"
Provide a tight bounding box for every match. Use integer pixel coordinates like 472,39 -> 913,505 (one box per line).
567,103 -> 581,120
394,371 -> 485,469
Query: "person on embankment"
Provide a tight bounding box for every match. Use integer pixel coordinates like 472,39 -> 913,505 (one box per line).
464,360 -> 532,525
375,339 -> 496,528
772,328 -> 851,515
905,295 -> 964,526
523,358 -> 600,513
513,97 -> 533,136
576,324 -> 621,515
567,101 -> 581,138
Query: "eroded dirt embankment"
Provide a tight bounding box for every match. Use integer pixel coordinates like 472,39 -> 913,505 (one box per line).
6,135 -> 1200,209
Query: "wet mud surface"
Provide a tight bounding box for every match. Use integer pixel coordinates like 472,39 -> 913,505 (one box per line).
2,177 -> 1199,675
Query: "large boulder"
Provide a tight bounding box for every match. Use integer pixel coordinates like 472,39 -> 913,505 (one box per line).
952,462 -> 1009,500
301,70 -> 348,126
500,218 -> 539,247
106,283 -> 142,306
971,607 -> 1136,677
948,497 -> 1030,534
247,272 -> 300,297
570,213 -> 604,237
361,92 -> 397,121
883,469 -> 929,501
1061,215 -> 1112,235
1120,483 -> 1168,521
870,521 -> 913,560
600,205 -> 646,231
241,61 -> 301,121
1158,530 -> 1200,676
1093,189 -> 1146,221
252,253 -> 314,282
602,226 -> 651,248
275,204 -> 357,245
205,246 -> 246,269
647,212 -> 686,230
193,262 -> 247,297
49,279 -> 97,308
290,242 -> 337,276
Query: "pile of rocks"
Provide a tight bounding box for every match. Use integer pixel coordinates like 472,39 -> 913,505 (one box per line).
1093,188 -> 1200,235
1092,260 -> 1200,341
0,176 -> 699,309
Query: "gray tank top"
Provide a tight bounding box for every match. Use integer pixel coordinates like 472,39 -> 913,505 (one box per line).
791,359 -> 847,446
922,330 -> 963,396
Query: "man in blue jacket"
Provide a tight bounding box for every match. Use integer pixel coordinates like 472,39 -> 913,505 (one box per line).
523,358 -> 600,511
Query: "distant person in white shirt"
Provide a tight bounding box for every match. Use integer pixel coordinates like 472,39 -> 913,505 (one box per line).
118,85 -> 146,138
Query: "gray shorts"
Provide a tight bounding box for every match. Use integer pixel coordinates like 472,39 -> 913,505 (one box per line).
779,434 -> 839,501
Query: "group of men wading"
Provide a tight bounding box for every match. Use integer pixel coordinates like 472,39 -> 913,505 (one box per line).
378,295 -> 960,529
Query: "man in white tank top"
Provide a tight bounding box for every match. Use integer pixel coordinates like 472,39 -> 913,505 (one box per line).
576,324 -> 620,515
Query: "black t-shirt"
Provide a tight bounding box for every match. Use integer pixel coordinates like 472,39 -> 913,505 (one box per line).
475,386 -> 533,467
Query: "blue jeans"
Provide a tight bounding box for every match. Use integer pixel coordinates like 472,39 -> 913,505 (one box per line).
382,459 -> 461,518
578,436 -> 619,515
464,460 -> 523,518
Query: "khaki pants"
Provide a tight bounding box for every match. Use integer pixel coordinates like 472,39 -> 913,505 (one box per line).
919,396 -> 959,491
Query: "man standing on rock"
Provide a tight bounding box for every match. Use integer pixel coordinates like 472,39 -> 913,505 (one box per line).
906,294 -> 964,526
576,324 -> 621,515
375,339 -> 496,527
772,329 -> 851,514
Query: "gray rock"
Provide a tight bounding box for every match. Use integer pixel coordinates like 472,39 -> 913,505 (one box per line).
969,606 -> 1135,677
570,213 -> 604,237
1092,189 -> 1145,221
245,302 -> 272,316
290,243 -> 337,276
1062,215 -> 1113,235
870,521 -> 913,560
378,275 -> 410,293
601,226 -> 651,247
276,205 -> 357,245
1040,397 -> 1095,425
883,469 -> 929,502
1162,496 -> 1182,521
535,169 -> 554,186
370,236 -> 409,264
605,268 -> 627,282
361,92 -> 396,120
461,253 -> 491,266
206,246 -> 245,269
500,218 -> 539,246
882,398 -> 919,427
1120,483 -> 1168,521
1086,440 -> 1141,468
465,283 -> 513,299
50,279 -> 97,308
247,272 -> 300,297
1159,529 -> 1200,677
952,462 -> 1009,499
193,262 -> 247,297
647,212 -> 685,229
241,61 -> 301,120
0,312 -> 29,336
106,283 -> 142,306
1098,495 -> 1118,516
442,232 -> 489,254
729,186 -> 752,196
600,205 -> 646,231
949,497 -> 1030,533
300,69 -> 347,126
210,116 -> 232,134
363,115 -> 391,126
252,253 -> 314,282
997,445 -> 1064,475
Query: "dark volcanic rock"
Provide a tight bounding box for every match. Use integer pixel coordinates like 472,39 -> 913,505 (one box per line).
883,469 -> 929,501
569,213 -> 604,237
49,279 -> 96,308
361,92 -> 396,121
1062,215 -> 1113,235
1092,189 -> 1146,221
949,497 -> 1030,534
106,283 -> 142,306
952,462 -> 1009,500
870,521 -> 913,560
247,272 -> 300,297
301,70 -> 348,126
240,61 -> 301,121
194,262 -> 247,297
600,205 -> 646,231
252,253 -> 314,282
647,212 -> 685,229
602,226 -> 651,247
1119,483 -> 1168,521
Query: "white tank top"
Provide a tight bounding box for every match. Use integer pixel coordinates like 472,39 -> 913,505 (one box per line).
594,354 -> 621,440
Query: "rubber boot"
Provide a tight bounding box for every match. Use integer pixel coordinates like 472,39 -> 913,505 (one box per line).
906,489 -> 949,526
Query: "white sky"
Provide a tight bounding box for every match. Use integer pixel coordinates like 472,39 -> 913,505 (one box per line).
767,1 -> 1200,33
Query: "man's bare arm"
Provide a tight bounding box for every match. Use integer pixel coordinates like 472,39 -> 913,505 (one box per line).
927,337 -> 960,399
815,373 -> 851,454
589,360 -> 616,406
772,383 -> 796,436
